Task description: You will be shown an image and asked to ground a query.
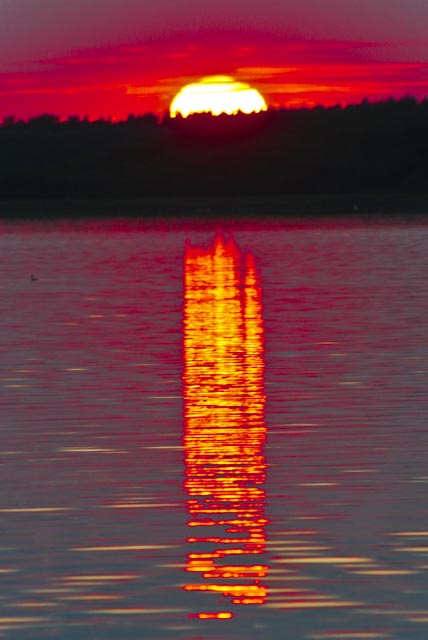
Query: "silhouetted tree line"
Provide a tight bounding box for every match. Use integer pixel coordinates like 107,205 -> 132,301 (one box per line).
1,98 -> 428,199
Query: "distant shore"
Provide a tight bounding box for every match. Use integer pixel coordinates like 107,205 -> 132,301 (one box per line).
1,194 -> 428,220
3,101 -> 428,207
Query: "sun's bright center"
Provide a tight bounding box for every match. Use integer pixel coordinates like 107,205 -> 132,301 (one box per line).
170,76 -> 267,118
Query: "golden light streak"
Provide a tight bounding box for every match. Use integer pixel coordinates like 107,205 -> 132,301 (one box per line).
183,236 -> 268,614
0,508 -> 70,513
61,575 -> 139,582
282,557 -> 371,564
0,569 -> 18,573
72,545 -> 176,552
103,503 -> 177,509
390,532 -> 428,537
189,612 -> 233,620
0,617 -> 49,623
309,633 -> 390,639
58,595 -> 122,601
15,602 -> 56,608
298,483 -> 339,487
353,570 -> 418,575
59,448 -> 124,454
407,617 -> 428,623
264,601 -> 361,609
88,608 -> 186,615
170,76 -> 267,117
28,589 -> 76,594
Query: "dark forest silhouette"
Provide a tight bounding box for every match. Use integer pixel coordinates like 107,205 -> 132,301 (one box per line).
1,98 -> 428,206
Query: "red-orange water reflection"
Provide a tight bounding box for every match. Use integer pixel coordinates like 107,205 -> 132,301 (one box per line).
183,236 -> 269,616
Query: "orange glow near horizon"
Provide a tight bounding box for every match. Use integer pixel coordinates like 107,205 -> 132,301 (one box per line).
183,236 -> 269,617
170,76 -> 267,117
1,34 -> 428,121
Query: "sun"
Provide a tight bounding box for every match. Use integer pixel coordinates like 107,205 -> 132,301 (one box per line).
170,75 -> 267,118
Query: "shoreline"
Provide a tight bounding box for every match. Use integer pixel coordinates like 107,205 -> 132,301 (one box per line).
1,193 -> 428,219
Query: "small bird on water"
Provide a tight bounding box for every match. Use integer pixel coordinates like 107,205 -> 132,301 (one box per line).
30,274 -> 38,281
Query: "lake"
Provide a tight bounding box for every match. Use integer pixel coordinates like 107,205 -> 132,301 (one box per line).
0,215 -> 428,639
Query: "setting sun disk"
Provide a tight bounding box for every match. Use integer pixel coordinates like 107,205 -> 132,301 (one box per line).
170,76 -> 267,118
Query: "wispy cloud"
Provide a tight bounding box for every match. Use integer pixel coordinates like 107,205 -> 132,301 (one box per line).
1,37 -> 427,119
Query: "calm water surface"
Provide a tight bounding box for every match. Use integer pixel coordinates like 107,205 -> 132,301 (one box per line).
0,216 -> 427,639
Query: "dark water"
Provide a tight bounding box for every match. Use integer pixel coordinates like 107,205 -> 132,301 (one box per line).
0,216 -> 428,640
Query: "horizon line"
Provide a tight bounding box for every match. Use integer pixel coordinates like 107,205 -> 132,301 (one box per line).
1,94 -> 426,126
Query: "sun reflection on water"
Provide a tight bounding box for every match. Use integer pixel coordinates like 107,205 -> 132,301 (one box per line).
183,236 -> 268,617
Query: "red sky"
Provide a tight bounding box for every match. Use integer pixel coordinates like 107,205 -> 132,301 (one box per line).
1,0 -> 427,120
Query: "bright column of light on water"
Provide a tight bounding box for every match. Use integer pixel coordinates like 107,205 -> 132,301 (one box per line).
183,236 -> 268,619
